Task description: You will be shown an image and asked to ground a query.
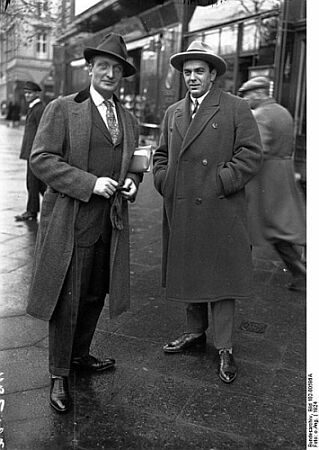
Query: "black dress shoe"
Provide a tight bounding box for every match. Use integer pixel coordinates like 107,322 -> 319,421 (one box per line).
15,211 -> 37,221
218,350 -> 237,384
50,376 -> 70,413
163,333 -> 206,353
71,355 -> 115,372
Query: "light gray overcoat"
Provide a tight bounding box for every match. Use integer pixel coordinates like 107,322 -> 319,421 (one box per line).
26,89 -> 140,320
245,98 -> 306,245
153,85 -> 263,303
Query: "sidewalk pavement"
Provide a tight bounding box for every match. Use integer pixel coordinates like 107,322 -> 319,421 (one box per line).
0,123 -> 306,449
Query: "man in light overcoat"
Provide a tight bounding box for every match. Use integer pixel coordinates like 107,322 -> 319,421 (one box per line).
26,33 -> 142,412
153,41 -> 263,383
239,76 -> 306,292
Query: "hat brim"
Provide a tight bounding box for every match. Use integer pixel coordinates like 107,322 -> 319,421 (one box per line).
170,52 -> 227,76
238,84 -> 269,93
84,48 -> 136,78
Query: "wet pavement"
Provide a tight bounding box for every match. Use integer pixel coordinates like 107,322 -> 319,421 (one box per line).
0,121 -> 306,449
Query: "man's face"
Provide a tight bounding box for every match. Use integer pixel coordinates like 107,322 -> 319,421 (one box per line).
24,90 -> 38,104
89,55 -> 124,98
183,60 -> 217,98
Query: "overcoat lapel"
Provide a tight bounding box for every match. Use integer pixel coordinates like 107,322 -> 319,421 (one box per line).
174,96 -> 192,139
180,86 -> 222,156
68,97 -> 92,170
117,104 -> 136,184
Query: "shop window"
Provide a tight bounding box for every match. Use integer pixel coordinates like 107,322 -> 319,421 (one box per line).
36,32 -> 48,59
204,29 -> 220,53
242,20 -> 260,53
220,25 -> 237,55
260,16 -> 279,47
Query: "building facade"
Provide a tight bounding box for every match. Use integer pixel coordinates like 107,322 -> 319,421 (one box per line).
53,0 -> 306,181
0,0 -> 306,181
0,0 -> 65,115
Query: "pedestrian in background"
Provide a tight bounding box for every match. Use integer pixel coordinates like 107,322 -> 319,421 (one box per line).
26,33 -> 142,413
153,40 -> 263,384
6,99 -> 20,128
15,81 -> 46,222
239,76 -> 306,292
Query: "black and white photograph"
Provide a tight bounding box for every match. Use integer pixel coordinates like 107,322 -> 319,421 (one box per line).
0,0 -> 310,448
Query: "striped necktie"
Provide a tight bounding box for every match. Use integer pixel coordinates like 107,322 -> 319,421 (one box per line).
105,100 -> 119,144
191,99 -> 199,119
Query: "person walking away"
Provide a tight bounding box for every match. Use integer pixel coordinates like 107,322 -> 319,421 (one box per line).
153,40 -> 263,384
15,81 -> 46,222
238,76 -> 306,292
26,33 -> 142,413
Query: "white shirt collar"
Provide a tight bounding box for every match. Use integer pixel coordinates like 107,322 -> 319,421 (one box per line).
190,89 -> 210,106
29,98 -> 41,108
90,85 -> 115,107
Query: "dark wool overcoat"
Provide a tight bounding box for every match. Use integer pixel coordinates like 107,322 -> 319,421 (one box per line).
26,89 -> 140,321
153,85 -> 263,303
245,98 -> 306,245
19,101 -> 45,160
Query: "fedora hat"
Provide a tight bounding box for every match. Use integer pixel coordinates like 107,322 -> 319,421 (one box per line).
238,76 -> 270,93
24,81 -> 41,92
170,40 -> 227,76
84,33 -> 136,78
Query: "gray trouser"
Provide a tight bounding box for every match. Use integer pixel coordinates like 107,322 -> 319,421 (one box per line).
49,237 -> 110,377
186,299 -> 235,350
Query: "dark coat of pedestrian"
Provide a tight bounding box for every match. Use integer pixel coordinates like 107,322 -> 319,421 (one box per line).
15,81 -> 46,222
153,40 -> 263,384
6,101 -> 20,126
239,76 -> 306,292
26,33 -> 142,414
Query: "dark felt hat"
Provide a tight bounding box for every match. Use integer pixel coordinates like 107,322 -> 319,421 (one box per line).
238,76 -> 270,93
170,40 -> 227,76
24,81 -> 41,92
83,33 -> 136,78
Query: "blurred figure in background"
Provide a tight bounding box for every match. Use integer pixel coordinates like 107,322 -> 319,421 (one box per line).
15,81 -> 46,222
239,76 -> 306,292
6,99 -> 20,128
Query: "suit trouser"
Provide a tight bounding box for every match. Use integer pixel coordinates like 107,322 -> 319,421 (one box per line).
273,240 -> 306,279
186,299 -> 235,350
49,237 -> 110,377
26,161 -> 46,213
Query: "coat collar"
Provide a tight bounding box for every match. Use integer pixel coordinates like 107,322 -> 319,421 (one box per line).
175,84 -> 222,154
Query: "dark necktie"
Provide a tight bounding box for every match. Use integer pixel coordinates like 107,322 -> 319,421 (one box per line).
192,99 -> 199,119
105,100 -> 119,144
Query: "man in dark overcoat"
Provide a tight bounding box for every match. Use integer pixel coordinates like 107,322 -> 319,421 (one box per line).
239,76 -> 306,292
153,41 -> 263,383
26,33 -> 142,412
15,81 -> 46,222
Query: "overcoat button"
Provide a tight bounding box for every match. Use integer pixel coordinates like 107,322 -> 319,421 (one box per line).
202,159 -> 208,166
212,122 -> 218,128
60,193 -> 65,198
195,198 -> 202,205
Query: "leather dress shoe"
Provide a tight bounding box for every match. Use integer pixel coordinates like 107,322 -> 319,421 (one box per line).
218,350 -> 237,384
14,211 -> 37,221
163,333 -> 206,353
71,355 -> 115,372
50,376 -> 70,413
